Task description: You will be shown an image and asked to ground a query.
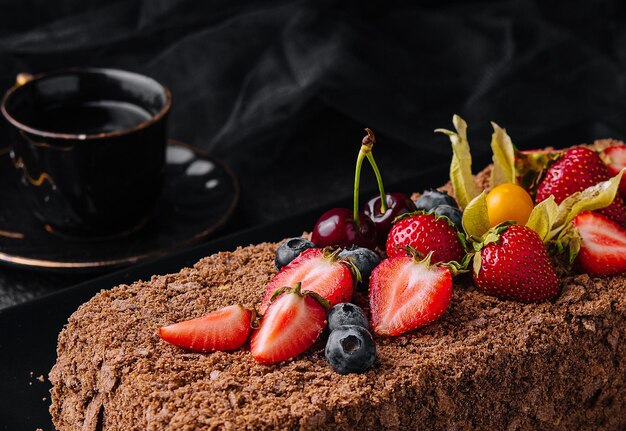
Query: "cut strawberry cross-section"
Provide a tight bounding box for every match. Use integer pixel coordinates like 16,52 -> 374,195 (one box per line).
572,211 -> 626,276
159,304 -> 254,352
251,283 -> 328,364
369,253 -> 453,336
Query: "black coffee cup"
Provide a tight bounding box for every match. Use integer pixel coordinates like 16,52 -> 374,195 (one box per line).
1,68 -> 171,238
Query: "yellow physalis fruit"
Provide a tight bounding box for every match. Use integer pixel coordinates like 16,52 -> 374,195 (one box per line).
486,183 -> 534,227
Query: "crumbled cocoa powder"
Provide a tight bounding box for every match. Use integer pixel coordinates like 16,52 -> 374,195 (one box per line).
49,240 -> 626,430
50,154 -> 626,430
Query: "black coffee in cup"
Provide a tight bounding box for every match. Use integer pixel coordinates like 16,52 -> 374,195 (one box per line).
1,68 -> 172,238
28,100 -> 153,135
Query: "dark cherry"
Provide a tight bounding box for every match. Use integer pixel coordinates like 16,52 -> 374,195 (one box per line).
311,208 -> 377,249
364,192 -> 416,240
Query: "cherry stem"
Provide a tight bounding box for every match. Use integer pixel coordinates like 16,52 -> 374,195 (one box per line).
362,128 -> 388,213
366,154 -> 388,213
353,150 -> 365,227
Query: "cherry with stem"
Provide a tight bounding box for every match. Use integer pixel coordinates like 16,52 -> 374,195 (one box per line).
361,128 -> 416,243
311,131 -> 379,249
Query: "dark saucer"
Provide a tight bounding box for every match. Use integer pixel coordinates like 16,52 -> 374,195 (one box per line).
0,139 -> 238,271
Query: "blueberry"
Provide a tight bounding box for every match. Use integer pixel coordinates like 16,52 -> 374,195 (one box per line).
325,325 -> 376,374
414,189 -> 458,211
433,204 -> 463,230
275,237 -> 315,270
328,303 -> 369,332
338,247 -> 381,284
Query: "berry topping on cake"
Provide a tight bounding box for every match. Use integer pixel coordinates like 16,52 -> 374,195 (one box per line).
369,253 -> 453,336
159,304 -> 254,352
338,246 -> 381,286
572,211 -> 626,276
601,144 -> 626,199
485,183 -> 534,227
327,302 -> 369,332
437,115 -> 624,293
472,225 -> 559,303
251,283 -> 328,364
274,237 -> 316,270
312,208 -> 377,249
325,325 -> 376,374
364,192 -> 416,243
385,213 -> 466,263
536,147 -> 626,225
414,189 -> 458,211
260,248 -> 355,313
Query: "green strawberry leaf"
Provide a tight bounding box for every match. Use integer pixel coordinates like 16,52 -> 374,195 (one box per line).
301,289 -> 331,310
441,259 -> 470,277
435,115 -> 480,209
525,196 -> 558,241
461,191 -> 490,240
549,168 -> 624,240
489,122 -> 517,188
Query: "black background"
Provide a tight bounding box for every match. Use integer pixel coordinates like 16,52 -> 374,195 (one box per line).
1,0 -> 626,308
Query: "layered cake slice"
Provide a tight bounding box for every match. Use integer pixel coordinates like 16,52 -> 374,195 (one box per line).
50,121 -> 626,430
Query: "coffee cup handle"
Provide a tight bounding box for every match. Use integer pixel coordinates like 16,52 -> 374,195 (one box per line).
16,73 -> 34,86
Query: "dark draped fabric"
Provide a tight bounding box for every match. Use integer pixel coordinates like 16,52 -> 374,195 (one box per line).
2,1 -> 625,154
0,0 -> 625,305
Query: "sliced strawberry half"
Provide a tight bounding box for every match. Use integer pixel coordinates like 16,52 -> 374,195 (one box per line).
159,304 -> 253,352
260,248 -> 354,313
602,145 -> 626,199
369,253 -> 452,336
251,283 -> 328,364
572,211 -> 626,276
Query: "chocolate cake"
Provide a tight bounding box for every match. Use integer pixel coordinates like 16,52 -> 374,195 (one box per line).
50,163 -> 626,430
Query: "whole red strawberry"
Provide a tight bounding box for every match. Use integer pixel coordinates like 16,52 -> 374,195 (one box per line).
386,213 -> 465,263
260,248 -> 355,313
369,253 -> 452,336
473,225 -> 559,303
536,146 -> 626,225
